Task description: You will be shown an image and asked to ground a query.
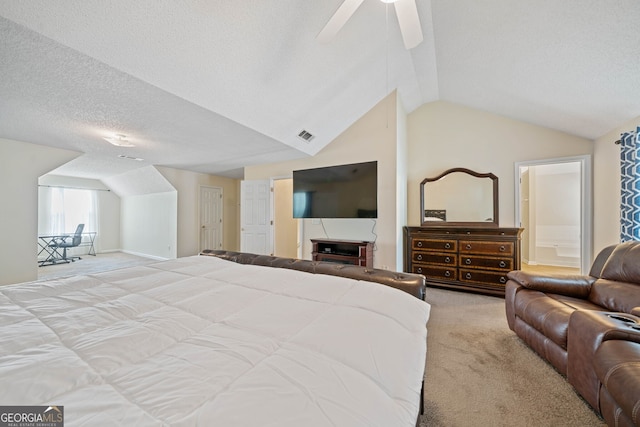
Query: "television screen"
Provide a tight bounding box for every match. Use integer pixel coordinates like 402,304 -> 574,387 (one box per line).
293,161 -> 377,218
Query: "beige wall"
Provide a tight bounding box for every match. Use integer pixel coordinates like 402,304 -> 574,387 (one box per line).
593,115 -> 640,253
157,166 -> 240,257
407,101 -> 594,228
0,138 -> 80,285
121,191 -> 177,259
245,93 -> 404,270
273,178 -> 297,258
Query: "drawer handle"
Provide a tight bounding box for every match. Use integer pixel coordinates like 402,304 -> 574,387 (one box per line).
499,245 -> 506,252
465,258 -> 471,265
499,261 -> 506,268
444,243 -> 451,249
445,256 -> 451,263
465,273 -> 472,279
417,254 -> 423,261
465,244 -> 472,250
445,271 -> 451,277
417,241 -> 423,247
500,276 -> 507,284
417,267 -> 423,274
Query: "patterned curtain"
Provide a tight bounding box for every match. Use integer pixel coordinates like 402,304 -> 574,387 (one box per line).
620,126 -> 640,241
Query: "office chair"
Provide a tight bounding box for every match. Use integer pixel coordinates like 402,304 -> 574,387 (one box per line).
49,224 -> 85,263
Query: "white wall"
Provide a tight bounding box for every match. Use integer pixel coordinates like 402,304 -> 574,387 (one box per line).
120,192 -> 177,259
157,166 -> 240,257
526,163 -> 581,267
0,138 -> 80,285
395,98 -> 408,269
407,101 -> 594,228
245,92 -> 403,270
593,115 -> 640,253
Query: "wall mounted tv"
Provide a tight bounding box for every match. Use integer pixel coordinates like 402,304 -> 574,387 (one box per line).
293,161 -> 378,219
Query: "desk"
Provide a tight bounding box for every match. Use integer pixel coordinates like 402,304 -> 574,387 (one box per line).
38,232 -> 97,266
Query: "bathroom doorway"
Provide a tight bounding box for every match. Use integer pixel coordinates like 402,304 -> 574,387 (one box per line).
515,156 -> 592,274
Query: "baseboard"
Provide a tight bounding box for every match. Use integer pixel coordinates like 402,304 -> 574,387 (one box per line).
120,250 -> 169,261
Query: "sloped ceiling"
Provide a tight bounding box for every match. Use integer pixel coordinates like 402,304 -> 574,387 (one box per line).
0,1 -> 638,180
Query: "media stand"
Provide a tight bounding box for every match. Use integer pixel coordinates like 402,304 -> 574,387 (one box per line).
311,238 -> 373,268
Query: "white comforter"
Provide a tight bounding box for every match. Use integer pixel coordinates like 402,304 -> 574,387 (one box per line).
0,255 -> 430,426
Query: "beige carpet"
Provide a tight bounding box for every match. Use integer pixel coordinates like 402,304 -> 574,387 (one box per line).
37,251 -> 155,281
419,287 -> 605,427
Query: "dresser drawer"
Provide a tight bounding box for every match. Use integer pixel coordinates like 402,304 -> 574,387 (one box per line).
459,255 -> 513,271
459,240 -> 514,256
459,269 -> 509,286
412,252 -> 457,266
412,265 -> 457,281
412,238 -> 457,252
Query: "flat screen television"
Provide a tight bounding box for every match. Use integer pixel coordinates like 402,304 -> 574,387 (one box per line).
293,161 -> 377,218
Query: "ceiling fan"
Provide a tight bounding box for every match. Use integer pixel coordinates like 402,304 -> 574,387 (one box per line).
317,0 -> 423,50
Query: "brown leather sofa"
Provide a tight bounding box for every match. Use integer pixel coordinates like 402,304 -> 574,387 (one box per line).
200,249 -> 426,300
505,241 -> 640,426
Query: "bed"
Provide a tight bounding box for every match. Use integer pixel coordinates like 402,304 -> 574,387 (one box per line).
0,253 -> 430,426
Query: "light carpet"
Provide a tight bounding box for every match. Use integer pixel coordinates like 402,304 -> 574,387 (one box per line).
419,287 -> 605,426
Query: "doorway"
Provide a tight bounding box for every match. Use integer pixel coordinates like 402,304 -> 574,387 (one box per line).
515,156 -> 592,274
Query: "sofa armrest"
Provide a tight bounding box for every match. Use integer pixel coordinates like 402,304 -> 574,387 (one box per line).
506,270 -> 595,298
567,310 -> 640,412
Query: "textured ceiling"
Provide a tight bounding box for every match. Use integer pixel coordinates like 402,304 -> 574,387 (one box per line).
0,1 -> 638,180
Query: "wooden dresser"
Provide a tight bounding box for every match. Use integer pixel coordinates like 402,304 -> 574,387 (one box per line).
403,226 -> 522,296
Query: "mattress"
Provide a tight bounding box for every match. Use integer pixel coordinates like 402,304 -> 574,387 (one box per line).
0,255 -> 430,426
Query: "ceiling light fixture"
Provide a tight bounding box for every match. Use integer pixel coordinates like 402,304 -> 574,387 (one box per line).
104,134 -> 135,147
380,0 -> 398,3
117,154 -> 144,161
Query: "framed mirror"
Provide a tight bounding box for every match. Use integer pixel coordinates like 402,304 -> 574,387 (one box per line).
420,167 -> 499,227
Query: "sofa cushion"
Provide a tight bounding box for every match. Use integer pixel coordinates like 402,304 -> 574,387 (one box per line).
514,289 -> 602,350
594,340 -> 640,426
589,279 -> 640,313
600,241 -> 640,283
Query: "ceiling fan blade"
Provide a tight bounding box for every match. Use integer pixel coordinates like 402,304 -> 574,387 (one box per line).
316,0 -> 366,43
394,0 -> 423,49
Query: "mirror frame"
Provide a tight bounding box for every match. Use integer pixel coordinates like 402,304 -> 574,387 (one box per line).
420,167 -> 499,227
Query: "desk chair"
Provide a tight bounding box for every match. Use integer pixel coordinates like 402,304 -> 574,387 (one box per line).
49,224 -> 85,262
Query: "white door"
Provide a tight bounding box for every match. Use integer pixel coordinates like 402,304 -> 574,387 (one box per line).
200,186 -> 223,251
240,180 -> 272,255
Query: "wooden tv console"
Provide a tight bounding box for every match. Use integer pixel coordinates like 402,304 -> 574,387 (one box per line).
311,238 -> 373,268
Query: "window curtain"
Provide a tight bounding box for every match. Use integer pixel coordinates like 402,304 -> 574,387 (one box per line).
38,187 -> 99,253
620,126 -> 640,242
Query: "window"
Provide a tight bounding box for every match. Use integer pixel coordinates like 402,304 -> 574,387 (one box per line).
39,186 -> 98,237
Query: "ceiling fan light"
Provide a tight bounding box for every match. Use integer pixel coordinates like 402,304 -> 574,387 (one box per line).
103,134 -> 135,147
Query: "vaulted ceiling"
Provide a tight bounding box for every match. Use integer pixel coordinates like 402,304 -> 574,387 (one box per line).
1,1 -> 639,179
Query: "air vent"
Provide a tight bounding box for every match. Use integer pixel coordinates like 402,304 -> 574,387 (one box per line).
297,130 -> 315,142
118,154 -> 144,161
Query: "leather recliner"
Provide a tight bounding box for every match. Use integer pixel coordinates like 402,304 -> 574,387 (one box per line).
505,241 -> 640,426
